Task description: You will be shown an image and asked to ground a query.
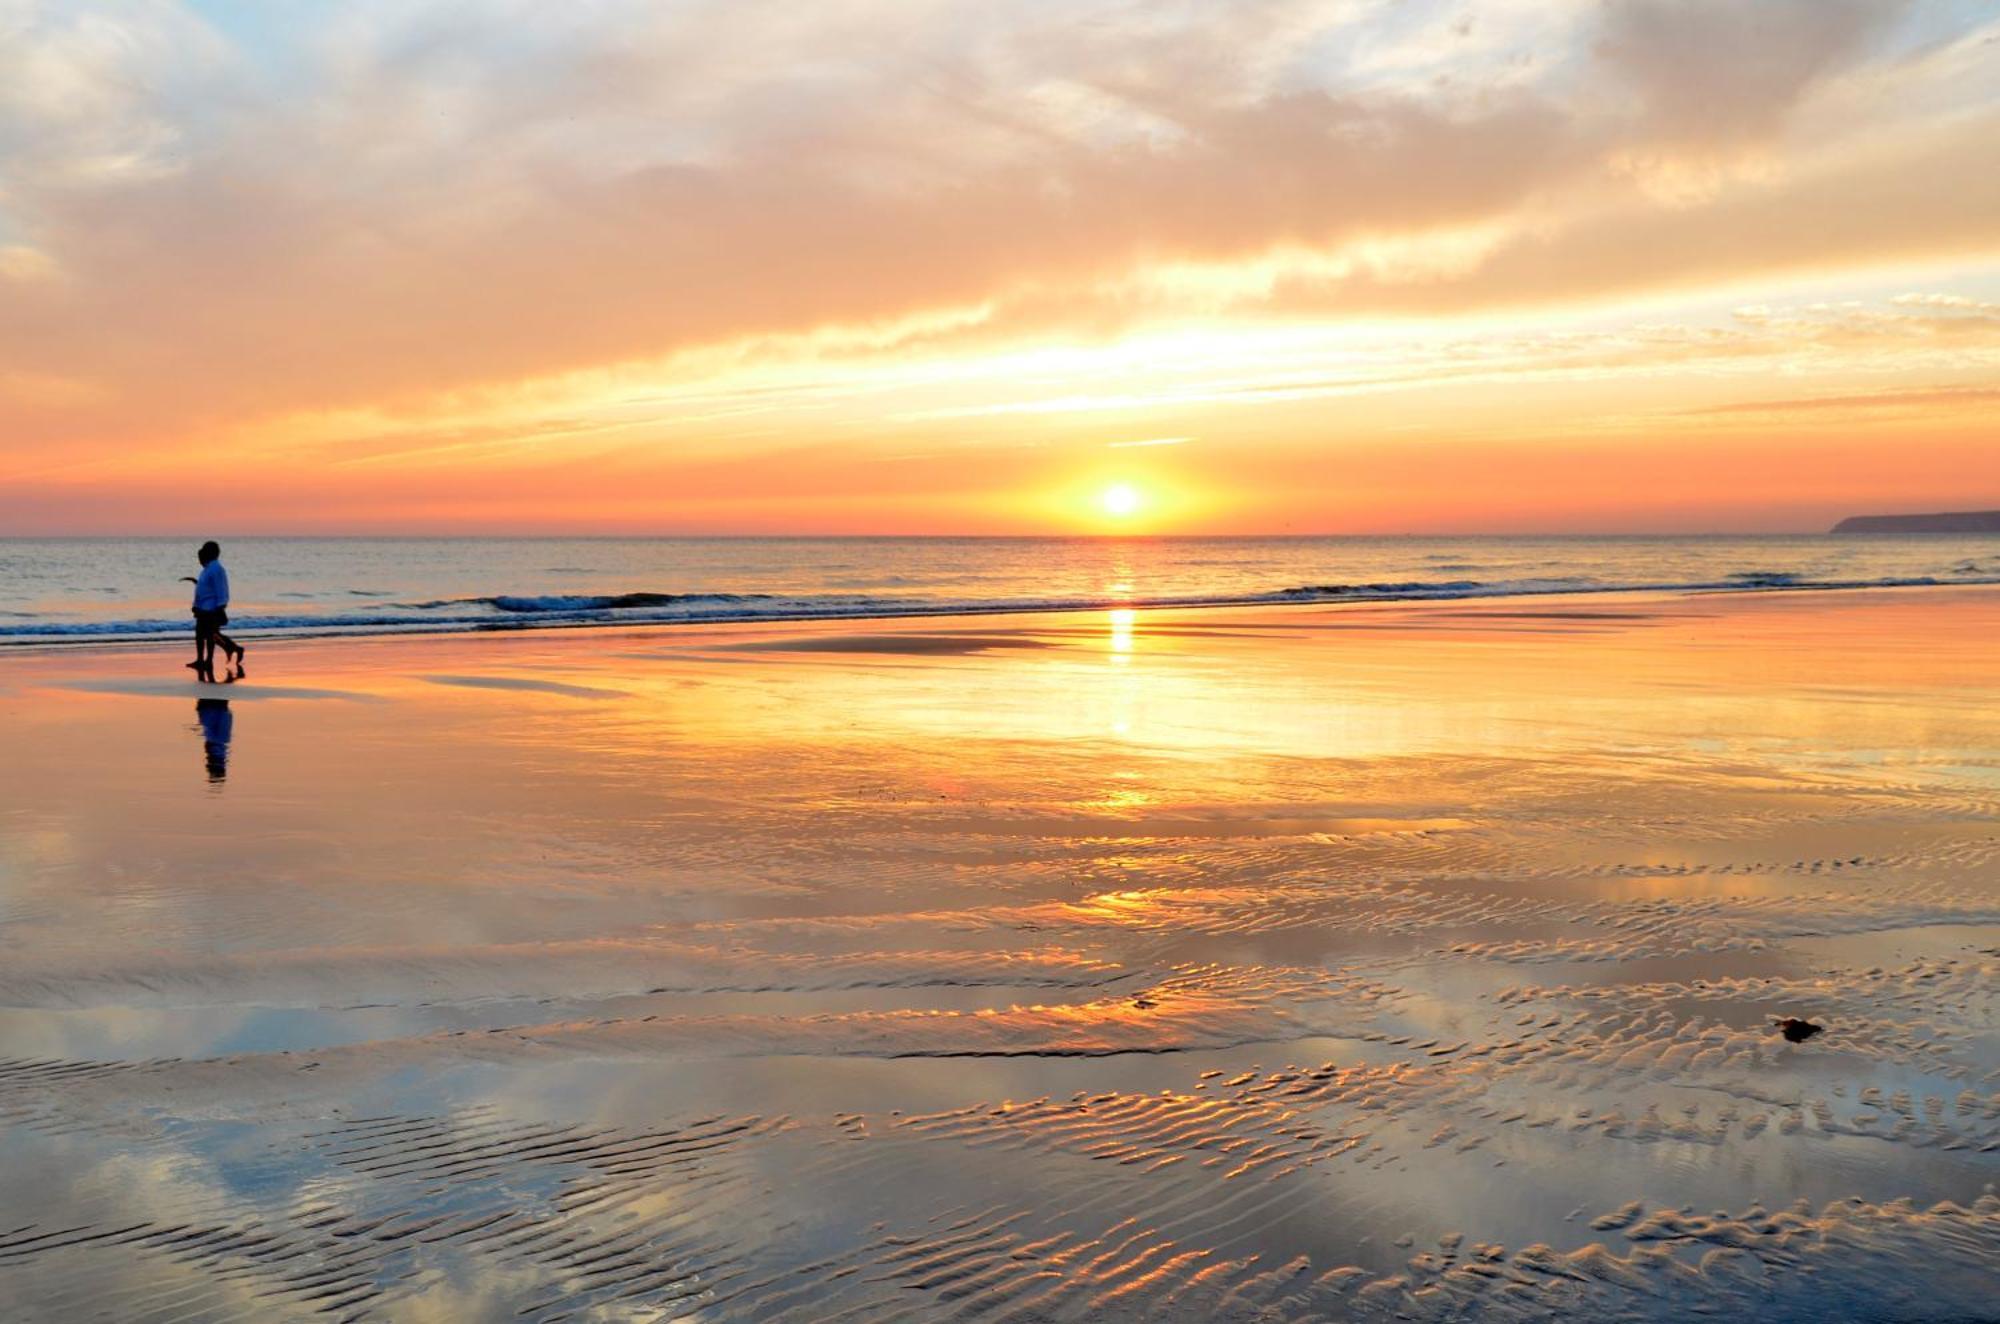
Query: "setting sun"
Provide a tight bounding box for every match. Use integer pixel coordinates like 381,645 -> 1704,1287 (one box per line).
1100,483 -> 1144,519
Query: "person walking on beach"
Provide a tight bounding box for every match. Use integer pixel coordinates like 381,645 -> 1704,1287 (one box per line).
181,540 -> 245,682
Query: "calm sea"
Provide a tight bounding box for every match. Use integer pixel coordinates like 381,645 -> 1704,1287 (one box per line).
1,535 -> 1995,645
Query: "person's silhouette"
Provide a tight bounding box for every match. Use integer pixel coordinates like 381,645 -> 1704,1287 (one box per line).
180,541 -> 245,682
195,698 -> 233,783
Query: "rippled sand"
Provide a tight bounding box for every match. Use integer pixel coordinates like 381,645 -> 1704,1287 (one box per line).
0,588 -> 1995,1322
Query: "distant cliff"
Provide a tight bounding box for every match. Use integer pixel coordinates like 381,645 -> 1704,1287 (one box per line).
1831,510 -> 2000,534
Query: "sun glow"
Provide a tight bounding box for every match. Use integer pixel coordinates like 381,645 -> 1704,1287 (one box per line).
1031,471 -> 1207,533
1100,483 -> 1144,518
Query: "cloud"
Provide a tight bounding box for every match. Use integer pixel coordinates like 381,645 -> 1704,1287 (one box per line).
1595,0 -> 1910,148
1685,385 -> 2000,416
1891,292 -> 2000,314
0,0 -> 1994,533
0,58 -> 1594,434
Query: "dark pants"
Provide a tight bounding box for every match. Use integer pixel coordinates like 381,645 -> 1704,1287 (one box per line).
193,608 -> 236,675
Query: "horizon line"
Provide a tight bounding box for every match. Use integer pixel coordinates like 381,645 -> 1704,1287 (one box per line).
0,527 -> 1969,541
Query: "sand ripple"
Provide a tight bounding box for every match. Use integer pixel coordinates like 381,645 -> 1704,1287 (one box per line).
2,598 -> 1996,1320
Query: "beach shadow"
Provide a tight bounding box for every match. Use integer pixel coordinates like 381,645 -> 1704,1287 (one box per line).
194,698 -> 233,784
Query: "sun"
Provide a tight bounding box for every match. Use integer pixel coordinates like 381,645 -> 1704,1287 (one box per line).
1099,482 -> 1144,519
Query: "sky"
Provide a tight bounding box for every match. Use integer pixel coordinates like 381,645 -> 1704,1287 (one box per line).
1,0 -> 1997,535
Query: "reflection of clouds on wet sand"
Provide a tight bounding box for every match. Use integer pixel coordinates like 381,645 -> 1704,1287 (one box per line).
420,673 -> 633,699
719,632 -> 1058,655
0,589 -> 1996,1319
53,676 -> 378,701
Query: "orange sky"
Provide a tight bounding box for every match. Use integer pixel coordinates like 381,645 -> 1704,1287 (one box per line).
2,0 -> 1997,534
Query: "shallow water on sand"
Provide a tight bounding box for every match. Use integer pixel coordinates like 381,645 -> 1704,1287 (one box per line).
0,588 -> 1995,1321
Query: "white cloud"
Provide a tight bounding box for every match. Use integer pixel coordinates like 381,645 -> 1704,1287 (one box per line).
0,0 -> 1992,454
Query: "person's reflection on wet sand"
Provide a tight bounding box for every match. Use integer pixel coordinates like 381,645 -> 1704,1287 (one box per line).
195,698 -> 232,784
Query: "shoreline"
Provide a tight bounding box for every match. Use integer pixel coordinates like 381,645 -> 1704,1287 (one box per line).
4,575 -> 1996,656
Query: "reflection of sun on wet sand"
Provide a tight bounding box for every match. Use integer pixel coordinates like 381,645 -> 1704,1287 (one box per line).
0,587 -> 1995,1321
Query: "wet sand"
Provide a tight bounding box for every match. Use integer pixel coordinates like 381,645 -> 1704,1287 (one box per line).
0,587 -> 1995,1321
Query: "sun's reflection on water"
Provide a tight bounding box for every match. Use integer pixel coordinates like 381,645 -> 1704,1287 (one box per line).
1108,608 -> 1136,656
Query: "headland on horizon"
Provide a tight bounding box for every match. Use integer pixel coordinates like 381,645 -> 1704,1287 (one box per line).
1831,509 -> 2000,534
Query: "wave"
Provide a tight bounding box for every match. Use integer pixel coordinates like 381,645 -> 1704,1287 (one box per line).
402,591 -> 774,614
2,572 -> 1994,645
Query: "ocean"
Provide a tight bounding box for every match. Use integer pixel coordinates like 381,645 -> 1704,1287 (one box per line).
2,534 -> 1996,645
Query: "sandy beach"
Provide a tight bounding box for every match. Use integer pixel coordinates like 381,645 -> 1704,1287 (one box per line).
0,586 -> 1995,1321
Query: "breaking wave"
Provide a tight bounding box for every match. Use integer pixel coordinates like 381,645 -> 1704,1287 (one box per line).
413,591 -> 774,614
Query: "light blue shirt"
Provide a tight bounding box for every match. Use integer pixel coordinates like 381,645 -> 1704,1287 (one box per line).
193,561 -> 230,612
